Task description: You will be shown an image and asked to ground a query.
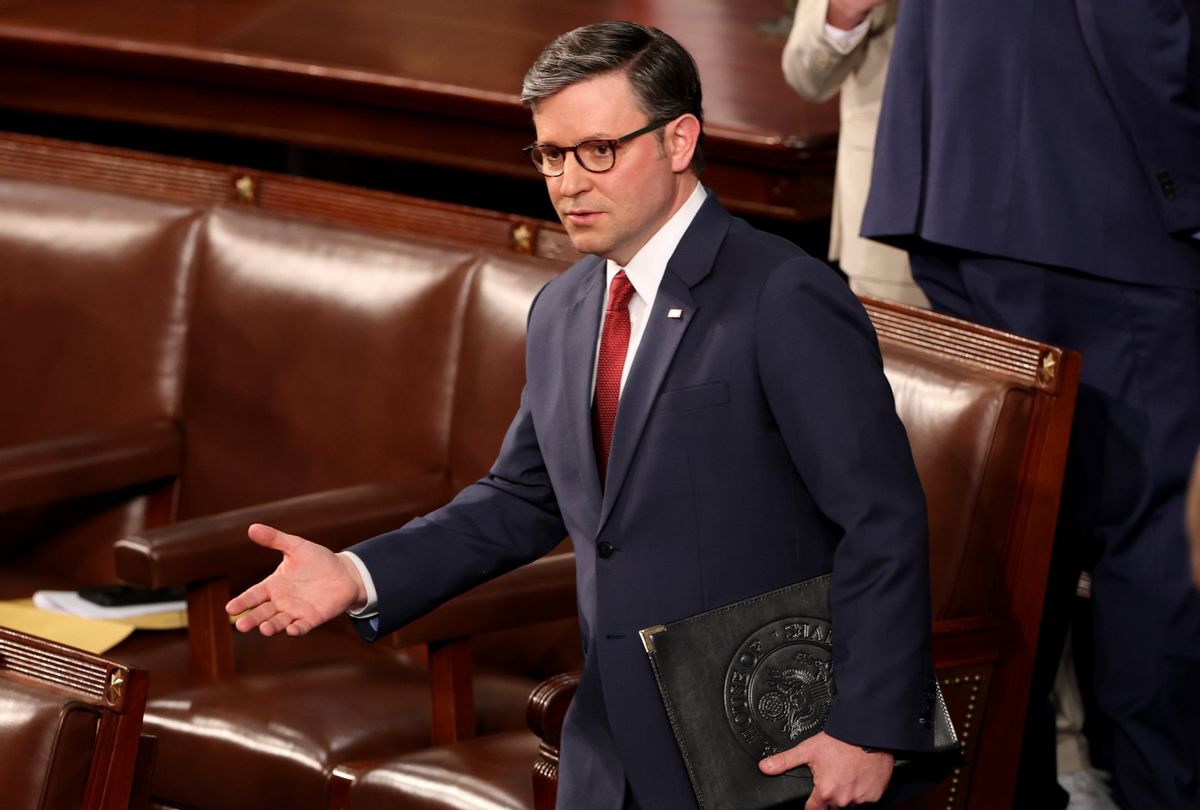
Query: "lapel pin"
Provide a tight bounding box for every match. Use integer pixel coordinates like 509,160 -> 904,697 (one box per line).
667,308 -> 683,319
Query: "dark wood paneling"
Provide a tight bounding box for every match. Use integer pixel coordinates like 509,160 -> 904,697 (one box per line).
0,0 -> 837,222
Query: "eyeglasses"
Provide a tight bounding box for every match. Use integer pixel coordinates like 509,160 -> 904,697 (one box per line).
523,119 -> 674,177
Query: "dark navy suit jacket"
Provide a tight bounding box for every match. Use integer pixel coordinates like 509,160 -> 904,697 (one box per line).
350,196 -> 935,808
862,0 -> 1200,289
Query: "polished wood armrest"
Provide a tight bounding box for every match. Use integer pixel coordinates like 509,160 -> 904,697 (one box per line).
528,670 -> 581,810
113,482 -> 440,682
527,670 -> 580,744
0,419 -> 180,513
112,482 -> 434,589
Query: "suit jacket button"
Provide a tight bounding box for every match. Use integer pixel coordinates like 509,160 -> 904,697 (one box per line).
597,541 -> 615,559
1157,170 -> 1176,200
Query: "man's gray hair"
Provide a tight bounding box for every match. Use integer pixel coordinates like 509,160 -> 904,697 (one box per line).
521,20 -> 705,175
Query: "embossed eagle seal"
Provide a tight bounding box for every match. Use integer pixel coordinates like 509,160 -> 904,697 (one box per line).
723,616 -> 836,767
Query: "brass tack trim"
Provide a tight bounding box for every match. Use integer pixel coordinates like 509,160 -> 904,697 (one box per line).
511,223 -> 534,254
107,669 -> 124,704
234,175 -> 257,204
1038,350 -> 1057,384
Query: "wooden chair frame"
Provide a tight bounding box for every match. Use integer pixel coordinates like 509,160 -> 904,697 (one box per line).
0,627 -> 150,810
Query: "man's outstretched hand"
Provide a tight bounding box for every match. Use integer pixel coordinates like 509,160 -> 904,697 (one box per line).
225,524 -> 367,637
759,731 -> 894,809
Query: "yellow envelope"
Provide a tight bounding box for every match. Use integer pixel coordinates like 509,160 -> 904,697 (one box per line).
0,600 -> 135,654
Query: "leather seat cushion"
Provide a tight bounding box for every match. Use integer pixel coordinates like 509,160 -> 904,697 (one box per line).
145,659 -> 536,810
349,730 -> 538,810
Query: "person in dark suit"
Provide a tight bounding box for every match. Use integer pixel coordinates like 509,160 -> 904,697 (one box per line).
861,3 -> 1200,808
228,21 -> 937,809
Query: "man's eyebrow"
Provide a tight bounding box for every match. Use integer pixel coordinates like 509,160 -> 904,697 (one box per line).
533,133 -> 614,147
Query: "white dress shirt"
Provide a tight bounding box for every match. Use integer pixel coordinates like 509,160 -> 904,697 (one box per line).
592,182 -> 708,398
824,17 -> 871,54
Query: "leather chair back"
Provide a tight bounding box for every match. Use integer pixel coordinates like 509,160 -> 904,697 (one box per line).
176,206 -> 479,521
447,255 -> 585,681
447,255 -> 561,493
884,333 -> 1036,620
0,178 -> 199,593
0,626 -> 150,810
866,298 -> 1079,809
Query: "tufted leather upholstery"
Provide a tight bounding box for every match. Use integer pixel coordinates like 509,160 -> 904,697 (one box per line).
0,132 -> 581,810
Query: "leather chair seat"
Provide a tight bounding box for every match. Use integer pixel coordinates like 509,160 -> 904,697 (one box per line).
145,659 -> 536,810
347,731 -> 537,810
111,624 -> 389,698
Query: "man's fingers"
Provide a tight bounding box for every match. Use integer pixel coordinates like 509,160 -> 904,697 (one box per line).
232,602 -> 272,632
231,599 -> 301,635
228,525 -> 309,626
759,740 -> 812,775
226,581 -> 269,617
258,611 -> 294,636
247,522 -> 305,552
804,789 -> 831,810
234,606 -> 292,637
233,612 -> 258,633
241,600 -> 281,627
246,523 -> 304,554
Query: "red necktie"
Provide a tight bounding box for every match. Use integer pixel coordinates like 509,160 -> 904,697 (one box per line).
594,271 -> 635,485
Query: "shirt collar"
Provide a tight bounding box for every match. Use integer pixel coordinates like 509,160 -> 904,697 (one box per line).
606,183 -> 708,302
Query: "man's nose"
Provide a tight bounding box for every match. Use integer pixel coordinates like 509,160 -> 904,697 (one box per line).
557,152 -> 592,196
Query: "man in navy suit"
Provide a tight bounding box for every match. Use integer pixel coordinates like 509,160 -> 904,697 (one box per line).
228,21 -> 937,809
862,3 -> 1200,808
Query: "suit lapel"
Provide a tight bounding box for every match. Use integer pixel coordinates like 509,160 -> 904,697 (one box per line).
562,256 -> 606,522
598,195 -> 733,530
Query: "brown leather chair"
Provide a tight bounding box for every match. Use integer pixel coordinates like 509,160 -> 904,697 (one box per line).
0,626 -> 151,810
0,132 -> 582,810
333,297 -> 1081,810
0,177 -> 197,598
331,672 -> 579,810
113,215 -> 574,808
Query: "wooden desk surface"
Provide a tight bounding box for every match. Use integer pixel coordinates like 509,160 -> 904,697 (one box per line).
0,0 -> 838,222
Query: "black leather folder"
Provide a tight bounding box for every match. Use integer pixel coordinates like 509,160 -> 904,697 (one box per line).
640,574 -> 961,809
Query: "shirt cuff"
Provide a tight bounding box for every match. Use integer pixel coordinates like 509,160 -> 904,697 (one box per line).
823,17 -> 871,55
340,550 -> 379,618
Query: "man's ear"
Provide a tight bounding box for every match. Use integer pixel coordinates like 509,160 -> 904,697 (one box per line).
666,114 -> 701,173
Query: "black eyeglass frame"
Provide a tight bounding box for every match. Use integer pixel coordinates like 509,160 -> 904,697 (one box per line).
523,118 -> 676,177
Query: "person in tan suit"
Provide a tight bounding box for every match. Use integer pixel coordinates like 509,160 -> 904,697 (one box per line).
782,0 -> 928,307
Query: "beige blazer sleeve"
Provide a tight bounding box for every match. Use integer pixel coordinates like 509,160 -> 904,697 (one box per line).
782,0 -> 879,103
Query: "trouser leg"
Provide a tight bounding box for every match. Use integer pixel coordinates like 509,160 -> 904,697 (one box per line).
910,250 -> 1200,810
